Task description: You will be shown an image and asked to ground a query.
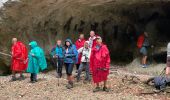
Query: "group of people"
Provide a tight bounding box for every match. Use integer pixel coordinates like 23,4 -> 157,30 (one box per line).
10,30 -> 111,92
11,38 -> 47,83
9,29 -> 170,92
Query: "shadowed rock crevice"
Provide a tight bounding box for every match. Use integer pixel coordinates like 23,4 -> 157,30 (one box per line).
0,0 -> 170,66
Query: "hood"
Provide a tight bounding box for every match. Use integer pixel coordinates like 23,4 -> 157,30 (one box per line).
65,38 -> 73,45
29,41 -> 38,48
84,41 -> 89,47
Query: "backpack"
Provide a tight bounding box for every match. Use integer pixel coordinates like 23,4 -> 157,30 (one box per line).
137,34 -> 144,49
154,77 -> 170,90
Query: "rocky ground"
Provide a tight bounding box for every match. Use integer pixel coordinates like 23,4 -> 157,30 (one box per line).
0,64 -> 170,100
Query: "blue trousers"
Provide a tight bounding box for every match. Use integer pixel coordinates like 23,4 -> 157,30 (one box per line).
77,62 -> 90,80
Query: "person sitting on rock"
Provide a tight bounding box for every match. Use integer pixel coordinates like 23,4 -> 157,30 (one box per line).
64,39 -> 78,89
77,41 -> 91,82
137,32 -> 150,68
27,41 -> 47,83
90,36 -> 110,92
11,38 -> 28,81
166,42 -> 170,76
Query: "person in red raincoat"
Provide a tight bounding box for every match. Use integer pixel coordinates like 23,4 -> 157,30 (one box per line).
90,36 -> 110,92
75,34 -> 86,71
11,38 -> 28,81
89,31 -> 98,72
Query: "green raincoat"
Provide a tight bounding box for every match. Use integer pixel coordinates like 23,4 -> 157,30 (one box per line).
27,41 -> 47,74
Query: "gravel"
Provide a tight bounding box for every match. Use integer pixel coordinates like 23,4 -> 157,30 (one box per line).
0,69 -> 169,100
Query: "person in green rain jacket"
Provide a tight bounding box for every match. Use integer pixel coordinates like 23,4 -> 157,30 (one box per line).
27,41 -> 47,83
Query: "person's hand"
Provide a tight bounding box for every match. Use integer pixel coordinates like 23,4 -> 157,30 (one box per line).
53,55 -> 58,58
101,68 -> 109,71
151,45 -> 154,48
31,53 -> 35,56
65,54 -> 68,57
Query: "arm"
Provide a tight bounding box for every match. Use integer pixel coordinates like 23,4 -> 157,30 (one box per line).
101,45 -> 110,69
90,48 -> 94,70
78,47 -> 83,54
31,48 -> 41,58
65,53 -> 76,57
68,46 -> 78,57
87,48 -> 91,59
50,48 -> 55,56
12,44 -> 22,59
65,46 -> 77,57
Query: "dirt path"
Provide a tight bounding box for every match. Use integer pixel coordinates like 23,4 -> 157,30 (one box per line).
0,68 -> 169,100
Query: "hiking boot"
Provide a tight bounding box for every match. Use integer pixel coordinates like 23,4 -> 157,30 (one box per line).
30,79 -> 37,83
74,75 -> 77,78
77,78 -> 80,82
30,80 -> 37,83
19,75 -> 25,81
83,79 -> 91,84
10,76 -> 17,82
153,89 -> 161,93
103,87 -> 110,92
77,76 -> 81,82
56,74 -> 62,78
142,64 -> 148,68
66,81 -> 73,89
93,87 -> 101,93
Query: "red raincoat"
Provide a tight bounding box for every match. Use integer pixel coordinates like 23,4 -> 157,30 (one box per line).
89,35 -> 99,72
75,39 -> 86,64
11,41 -> 28,71
90,44 -> 110,83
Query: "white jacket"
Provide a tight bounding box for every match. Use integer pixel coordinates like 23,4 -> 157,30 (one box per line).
78,47 -> 91,62
167,43 -> 170,57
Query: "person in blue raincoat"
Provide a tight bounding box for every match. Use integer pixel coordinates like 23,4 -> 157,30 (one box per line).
64,39 -> 78,89
27,41 -> 47,83
51,40 -> 64,78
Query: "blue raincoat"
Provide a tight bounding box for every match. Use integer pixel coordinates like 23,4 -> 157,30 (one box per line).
55,45 -> 64,58
64,39 -> 78,64
27,41 -> 47,74
50,45 -> 64,58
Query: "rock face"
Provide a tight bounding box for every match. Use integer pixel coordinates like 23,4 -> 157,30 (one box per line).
0,58 -> 10,75
0,0 -> 170,66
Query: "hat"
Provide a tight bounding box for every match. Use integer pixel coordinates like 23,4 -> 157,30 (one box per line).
96,36 -> 102,40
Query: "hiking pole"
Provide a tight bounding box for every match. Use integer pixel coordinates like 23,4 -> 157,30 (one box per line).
0,52 -> 12,57
55,57 -> 60,86
160,67 -> 166,76
150,45 -> 155,64
57,59 -> 60,86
